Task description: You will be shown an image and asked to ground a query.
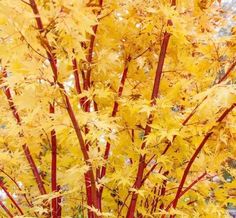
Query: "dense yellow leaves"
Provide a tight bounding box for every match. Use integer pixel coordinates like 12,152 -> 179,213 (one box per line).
0,0 -> 235,217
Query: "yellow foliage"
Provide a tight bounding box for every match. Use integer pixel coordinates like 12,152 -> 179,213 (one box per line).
0,0 -> 235,217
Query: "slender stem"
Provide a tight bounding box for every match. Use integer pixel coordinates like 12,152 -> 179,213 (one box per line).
56,185 -> 62,217
118,166 -> 160,217
2,72 -> 21,124
97,59 -> 130,213
84,173 -> 93,218
218,60 -> 236,83
81,8 -> 105,199
165,172 -> 207,211
82,3 -> 104,170
117,189 -> 133,217
29,0 -> 43,33
100,59 -> 130,179
29,0 -> 58,81
0,201 -> 13,218
50,103 -> 57,218
23,145 -> 47,195
159,171 -> 169,210
86,0 -> 104,88
151,32 -> 171,104
1,69 -> 46,195
72,56 -> 95,215
149,185 -> 158,214
162,59 -> 236,155
0,169 -> 33,208
126,6 -> 175,214
178,172 -> 206,201
140,163 -> 158,187
145,154 -> 156,167
58,84 -> 99,214
28,1 -> 99,215
170,104 -> 235,210
0,180 -> 24,215
72,58 -> 82,95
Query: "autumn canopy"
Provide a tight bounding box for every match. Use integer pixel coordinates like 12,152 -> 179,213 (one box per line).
0,0 -> 236,217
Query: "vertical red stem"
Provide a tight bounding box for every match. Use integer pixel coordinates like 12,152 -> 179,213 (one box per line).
78,1 -> 103,211
61,86 -> 99,216
126,26 -> 172,218
86,0 -> 103,88
100,62 -> 130,179
56,185 -> 62,217
159,171 -> 169,210
72,58 -> 82,95
50,103 -> 57,218
125,0 -> 176,211
73,57 -> 94,216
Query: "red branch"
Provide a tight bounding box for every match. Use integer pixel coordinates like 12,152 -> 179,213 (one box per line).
1,70 -> 46,195
0,169 -> 33,208
97,59 -> 130,212
159,171 -> 169,210
28,1 -> 99,215
0,201 -> 13,218
151,31 -> 171,103
170,104 -> 235,210
100,59 -> 130,179
149,185 -> 158,214
86,0 -> 104,88
50,103 -> 57,218
81,7 -> 104,203
81,0 -> 104,144
29,0 -> 58,82
0,179 -> 24,215
162,59 -> 236,155
59,78 -> 99,214
56,185 -> 62,217
140,163 -> 157,187
126,1 -> 175,214
22,146 -> 47,195
165,172 -> 207,211
72,58 -> 82,95
218,60 -> 236,83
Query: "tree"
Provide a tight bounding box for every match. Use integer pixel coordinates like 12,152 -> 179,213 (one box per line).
0,0 -> 236,217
